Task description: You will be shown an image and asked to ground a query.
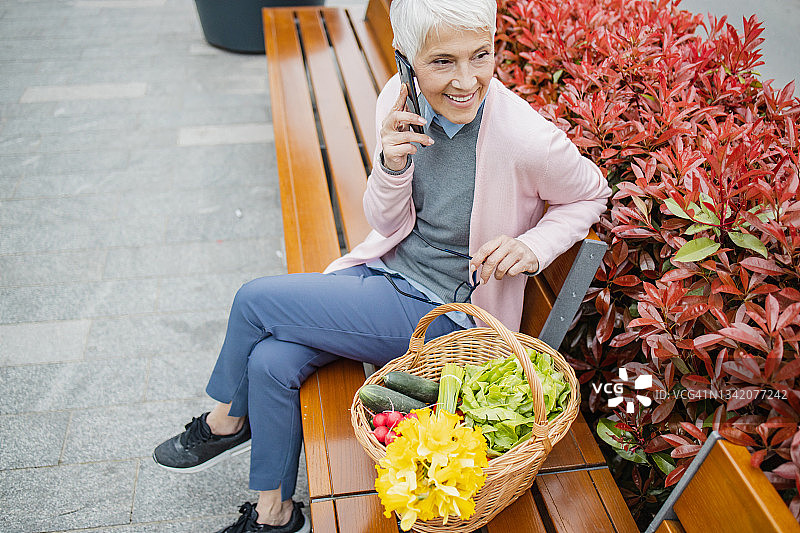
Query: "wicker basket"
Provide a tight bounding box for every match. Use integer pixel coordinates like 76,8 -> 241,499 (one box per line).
350,303 -> 580,532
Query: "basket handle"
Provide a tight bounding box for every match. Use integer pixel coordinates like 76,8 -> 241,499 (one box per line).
407,303 -> 547,425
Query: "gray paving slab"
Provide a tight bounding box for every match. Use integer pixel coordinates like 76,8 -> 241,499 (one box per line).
164,208 -> 282,244
12,113 -> 139,136
146,350 -> 219,402
49,516 -> 235,533
134,104 -> 271,130
1,149 -> 130,177
0,217 -> 165,254
0,175 -> 21,198
0,411 -> 70,469
36,128 -> 176,154
0,460 -> 138,533
13,170 -> 171,199
103,240 -> 284,279
132,454 -> 254,523
0,279 -> 159,323
155,273 -> 263,313
0,319 -> 90,365
0,250 -> 106,286
0,195 -> 120,225
61,398 -> 214,464
0,358 -> 148,414
114,185 -> 277,220
84,311 -> 227,359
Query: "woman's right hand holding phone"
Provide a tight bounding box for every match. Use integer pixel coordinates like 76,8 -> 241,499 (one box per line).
379,84 -> 434,172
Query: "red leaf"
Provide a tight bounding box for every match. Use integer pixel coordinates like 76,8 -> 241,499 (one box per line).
665,463 -> 688,487
597,305 -> 616,344
775,359 -> 800,382
694,333 -> 725,348
772,462 -> 799,480
609,331 -> 640,348
719,426 -> 759,447
652,399 -> 676,424
679,422 -> 707,442
777,303 -> 800,331
739,257 -> 785,276
751,449 -> 768,469
612,275 -> 641,287
719,324 -> 770,352
790,430 -> 800,468
672,444 -> 702,458
766,294 -> 780,332
595,287 -> 611,314
727,387 -> 762,410
663,433 -> 692,447
765,339 -> 784,379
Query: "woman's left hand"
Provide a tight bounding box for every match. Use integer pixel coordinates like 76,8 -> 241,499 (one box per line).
470,235 -> 539,284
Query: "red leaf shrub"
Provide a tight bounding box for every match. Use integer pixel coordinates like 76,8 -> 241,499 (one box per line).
495,0 -> 800,524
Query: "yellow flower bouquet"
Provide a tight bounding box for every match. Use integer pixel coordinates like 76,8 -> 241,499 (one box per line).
374,408 -> 489,531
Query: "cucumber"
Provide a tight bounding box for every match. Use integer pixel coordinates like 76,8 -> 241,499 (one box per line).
383,371 -> 439,404
359,384 -> 426,414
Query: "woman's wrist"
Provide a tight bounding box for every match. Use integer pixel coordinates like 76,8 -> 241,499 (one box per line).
380,152 -> 411,174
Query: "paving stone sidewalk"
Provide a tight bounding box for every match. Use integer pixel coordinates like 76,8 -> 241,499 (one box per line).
0,0 -> 794,532
0,1 -> 363,532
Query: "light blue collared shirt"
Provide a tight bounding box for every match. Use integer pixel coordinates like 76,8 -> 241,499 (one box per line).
419,93 -> 485,139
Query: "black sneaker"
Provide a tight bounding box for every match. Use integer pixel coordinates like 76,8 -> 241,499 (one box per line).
153,412 -> 251,473
216,501 -> 310,533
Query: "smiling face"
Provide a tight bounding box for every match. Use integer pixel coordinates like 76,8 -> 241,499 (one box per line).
412,26 -> 495,125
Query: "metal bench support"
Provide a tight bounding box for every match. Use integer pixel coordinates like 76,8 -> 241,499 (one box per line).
537,238 -> 608,350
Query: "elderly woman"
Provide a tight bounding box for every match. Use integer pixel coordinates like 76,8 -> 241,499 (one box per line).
153,0 -> 610,531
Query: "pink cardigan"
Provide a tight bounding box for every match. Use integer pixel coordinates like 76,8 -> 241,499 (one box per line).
325,75 -> 610,331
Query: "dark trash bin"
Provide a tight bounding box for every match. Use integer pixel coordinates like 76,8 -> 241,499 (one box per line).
194,0 -> 326,53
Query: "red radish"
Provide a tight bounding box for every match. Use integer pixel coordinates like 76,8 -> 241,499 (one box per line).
406,412 -> 418,420
373,425 -> 389,443
385,411 -> 404,428
384,430 -> 398,445
372,412 -> 388,427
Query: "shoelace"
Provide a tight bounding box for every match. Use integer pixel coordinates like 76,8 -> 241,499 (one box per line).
179,415 -> 212,449
223,503 -> 260,533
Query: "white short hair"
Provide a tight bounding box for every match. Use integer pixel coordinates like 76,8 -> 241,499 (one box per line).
390,0 -> 497,65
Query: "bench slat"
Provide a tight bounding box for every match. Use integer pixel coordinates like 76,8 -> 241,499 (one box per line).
297,9 -> 372,250
520,275 -> 555,339
309,500 -> 338,533
300,371 -> 334,498
540,413 -> 606,473
674,440 -> 800,533
485,490 -> 548,533
318,359 -> 377,497
323,8 -> 381,162
363,0 -> 395,78
335,493 -> 399,533
656,520 -> 686,533
570,411 -> 608,465
589,468 -> 641,533
351,17 -> 393,91
535,468 -> 638,532
263,8 -> 341,273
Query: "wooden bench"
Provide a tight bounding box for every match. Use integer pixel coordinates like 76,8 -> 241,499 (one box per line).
646,432 -> 800,533
261,1 -> 637,531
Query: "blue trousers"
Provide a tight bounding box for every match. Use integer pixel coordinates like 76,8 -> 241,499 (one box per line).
205,265 -> 463,500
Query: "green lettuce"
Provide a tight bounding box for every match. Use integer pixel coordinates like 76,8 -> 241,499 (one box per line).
459,348 -> 570,456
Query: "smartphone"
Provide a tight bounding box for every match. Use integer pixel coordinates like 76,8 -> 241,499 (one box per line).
394,50 -> 424,134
